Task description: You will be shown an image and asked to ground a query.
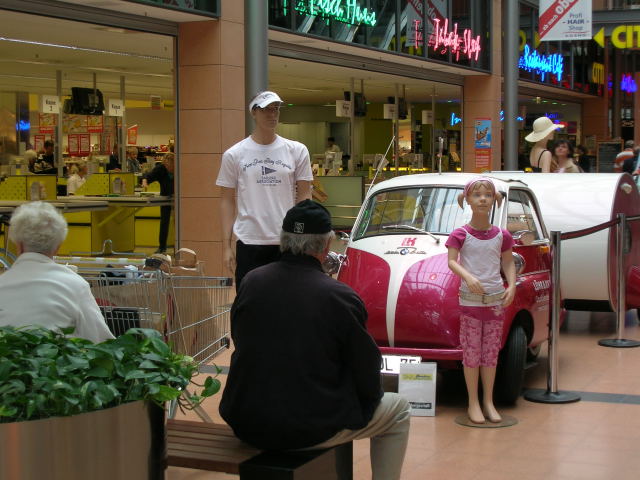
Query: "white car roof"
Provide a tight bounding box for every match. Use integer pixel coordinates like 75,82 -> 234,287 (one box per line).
366,172 -> 527,198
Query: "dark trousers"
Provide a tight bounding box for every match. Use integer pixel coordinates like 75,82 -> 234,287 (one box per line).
235,240 -> 281,290
159,205 -> 172,250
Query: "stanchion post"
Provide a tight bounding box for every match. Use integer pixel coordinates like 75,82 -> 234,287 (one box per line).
599,213 -> 640,348
524,231 -> 580,404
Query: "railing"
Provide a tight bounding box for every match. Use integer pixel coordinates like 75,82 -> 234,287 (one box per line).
524,213 -> 640,404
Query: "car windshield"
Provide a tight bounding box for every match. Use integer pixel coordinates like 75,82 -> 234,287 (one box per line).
354,186 -> 493,240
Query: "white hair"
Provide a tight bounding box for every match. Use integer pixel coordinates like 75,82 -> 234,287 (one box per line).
9,201 -> 68,254
280,231 -> 334,256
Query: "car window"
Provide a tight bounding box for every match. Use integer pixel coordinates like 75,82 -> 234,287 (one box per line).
506,189 -> 544,240
354,187 -> 481,240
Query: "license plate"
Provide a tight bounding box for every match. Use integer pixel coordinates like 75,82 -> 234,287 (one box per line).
380,355 -> 421,374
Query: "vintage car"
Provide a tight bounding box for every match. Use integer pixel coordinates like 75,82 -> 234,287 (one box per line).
336,173 -> 552,404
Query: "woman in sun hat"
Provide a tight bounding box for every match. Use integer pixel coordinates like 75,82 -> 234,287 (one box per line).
525,116 -> 561,172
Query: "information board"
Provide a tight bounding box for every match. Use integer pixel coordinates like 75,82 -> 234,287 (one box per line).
597,141 -> 623,173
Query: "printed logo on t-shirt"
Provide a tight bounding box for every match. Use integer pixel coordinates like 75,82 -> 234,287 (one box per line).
261,166 -> 276,175
241,156 -> 293,187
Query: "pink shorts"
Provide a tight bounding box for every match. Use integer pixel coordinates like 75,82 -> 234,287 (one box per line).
459,305 -> 505,368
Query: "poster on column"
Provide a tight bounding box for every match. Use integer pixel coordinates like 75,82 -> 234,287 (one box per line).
474,118 -> 492,171
539,0 -> 592,41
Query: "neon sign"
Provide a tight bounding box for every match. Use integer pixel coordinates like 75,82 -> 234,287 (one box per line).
294,0 -> 377,26
621,73 -> 637,93
499,111 -> 524,122
450,113 -> 462,126
518,44 -> 563,81
16,120 -> 30,131
428,18 -> 481,62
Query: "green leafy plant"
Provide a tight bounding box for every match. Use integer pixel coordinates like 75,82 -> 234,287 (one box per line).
0,326 -> 221,423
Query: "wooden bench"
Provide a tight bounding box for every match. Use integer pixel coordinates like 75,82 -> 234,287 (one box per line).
166,419 -> 353,480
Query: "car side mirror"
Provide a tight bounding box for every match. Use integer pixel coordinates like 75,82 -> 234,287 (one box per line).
323,251 -> 345,275
512,230 -> 535,246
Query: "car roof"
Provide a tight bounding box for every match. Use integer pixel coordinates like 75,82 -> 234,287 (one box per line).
367,172 -> 528,198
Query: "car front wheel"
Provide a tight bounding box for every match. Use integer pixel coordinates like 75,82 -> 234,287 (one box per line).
495,324 -> 527,404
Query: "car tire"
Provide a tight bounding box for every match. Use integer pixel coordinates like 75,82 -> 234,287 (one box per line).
495,325 -> 527,404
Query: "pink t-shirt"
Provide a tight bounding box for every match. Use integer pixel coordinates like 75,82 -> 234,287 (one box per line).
445,225 -> 514,252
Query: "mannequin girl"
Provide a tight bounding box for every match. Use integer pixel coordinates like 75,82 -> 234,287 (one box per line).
445,178 -> 516,423
525,116 -> 560,172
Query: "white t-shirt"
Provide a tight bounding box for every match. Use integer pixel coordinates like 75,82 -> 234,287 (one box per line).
216,135 -> 313,244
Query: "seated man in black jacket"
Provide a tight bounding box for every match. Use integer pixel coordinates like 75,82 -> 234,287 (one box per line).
220,200 -> 410,480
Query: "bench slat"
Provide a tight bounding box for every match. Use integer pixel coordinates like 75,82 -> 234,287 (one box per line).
166,419 -> 260,473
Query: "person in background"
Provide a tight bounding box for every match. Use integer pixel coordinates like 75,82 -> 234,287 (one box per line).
125,146 -> 141,173
0,202 -> 114,343
614,140 -> 635,173
24,149 -> 38,174
34,140 -> 57,174
66,162 -> 88,195
575,145 -> 592,173
525,116 -> 560,172
142,153 -> 174,254
216,91 -> 313,289
325,136 -> 341,155
551,140 -> 581,173
107,145 -> 121,172
220,200 -> 410,480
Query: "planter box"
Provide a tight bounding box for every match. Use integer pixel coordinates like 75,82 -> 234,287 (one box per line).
0,400 -> 165,480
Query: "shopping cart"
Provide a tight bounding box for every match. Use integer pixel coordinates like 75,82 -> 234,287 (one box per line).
54,255 -> 233,420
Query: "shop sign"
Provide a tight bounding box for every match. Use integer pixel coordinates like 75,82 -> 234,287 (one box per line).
383,104 -> 397,120
590,62 -> 605,85
449,113 -> 461,126
108,99 -> 124,117
518,44 -> 564,81
294,0 -> 377,27
421,110 -> 433,125
428,17 -> 481,62
538,0 -> 592,41
41,95 -> 60,114
608,25 -> 640,49
87,116 -> 103,133
621,74 -> 637,94
335,100 -> 352,117
499,111 -> 524,122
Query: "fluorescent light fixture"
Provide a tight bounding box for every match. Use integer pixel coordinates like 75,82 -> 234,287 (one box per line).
286,86 -> 324,92
0,36 -> 171,62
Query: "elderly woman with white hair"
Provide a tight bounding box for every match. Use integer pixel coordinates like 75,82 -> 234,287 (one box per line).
0,201 -> 114,342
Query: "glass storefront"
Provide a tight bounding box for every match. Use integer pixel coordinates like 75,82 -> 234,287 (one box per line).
269,0 -> 491,71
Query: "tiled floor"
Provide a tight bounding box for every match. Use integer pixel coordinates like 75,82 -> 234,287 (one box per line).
167,310 -> 640,479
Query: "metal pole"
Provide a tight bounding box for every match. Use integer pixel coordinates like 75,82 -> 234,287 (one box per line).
350,78 -> 355,172
120,75 -> 127,172
524,231 -> 580,403
244,0 -> 269,135
503,0 -> 519,171
599,213 -> 640,347
56,70 -> 63,177
431,85 -> 435,172
394,84 -> 400,175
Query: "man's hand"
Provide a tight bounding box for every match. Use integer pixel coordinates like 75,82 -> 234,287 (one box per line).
223,243 -> 236,275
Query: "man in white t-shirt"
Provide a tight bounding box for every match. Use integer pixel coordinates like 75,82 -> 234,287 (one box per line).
216,91 -> 313,288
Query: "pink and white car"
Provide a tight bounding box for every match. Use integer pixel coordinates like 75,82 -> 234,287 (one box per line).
337,171 -> 640,403
337,173 -> 553,404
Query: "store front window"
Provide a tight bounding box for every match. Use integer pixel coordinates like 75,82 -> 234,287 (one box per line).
519,2 -> 604,96
269,0 -> 491,71
0,10 -> 176,254
124,0 -> 219,17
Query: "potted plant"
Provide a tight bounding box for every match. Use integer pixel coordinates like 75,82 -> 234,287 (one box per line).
0,326 -> 220,480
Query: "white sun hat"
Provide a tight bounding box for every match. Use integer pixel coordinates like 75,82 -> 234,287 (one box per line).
525,116 -> 560,143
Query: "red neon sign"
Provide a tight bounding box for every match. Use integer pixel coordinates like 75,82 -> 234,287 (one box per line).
428,18 -> 481,62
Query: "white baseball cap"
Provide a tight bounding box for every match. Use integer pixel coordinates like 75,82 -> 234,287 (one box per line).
249,91 -> 283,112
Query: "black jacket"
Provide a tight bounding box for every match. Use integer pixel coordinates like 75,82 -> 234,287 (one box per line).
219,253 -> 383,450
143,163 -> 174,196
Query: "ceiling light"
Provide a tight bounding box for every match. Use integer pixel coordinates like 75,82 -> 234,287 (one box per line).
0,36 -> 171,62
286,86 -> 324,92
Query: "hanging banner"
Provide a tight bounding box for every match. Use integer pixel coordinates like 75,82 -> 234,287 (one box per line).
87,116 -> 103,133
474,118 -> 492,171
68,134 -> 79,156
38,113 -> 56,134
539,0 -> 592,41
108,98 -> 124,117
40,95 -> 60,114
